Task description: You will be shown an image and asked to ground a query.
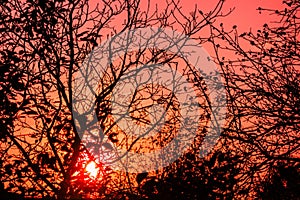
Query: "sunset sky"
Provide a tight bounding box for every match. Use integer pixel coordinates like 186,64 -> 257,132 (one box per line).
179,0 -> 284,31
86,0 -> 286,56
1,0 -> 298,198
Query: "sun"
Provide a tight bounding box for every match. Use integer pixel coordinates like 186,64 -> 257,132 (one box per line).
85,161 -> 99,178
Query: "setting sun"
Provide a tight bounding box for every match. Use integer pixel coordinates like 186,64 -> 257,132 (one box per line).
85,162 -> 99,178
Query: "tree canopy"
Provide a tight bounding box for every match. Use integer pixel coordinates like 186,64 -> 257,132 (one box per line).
0,0 -> 299,199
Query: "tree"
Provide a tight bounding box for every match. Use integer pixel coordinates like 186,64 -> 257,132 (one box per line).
207,0 -> 300,197
257,163 -> 300,199
1,0 -> 299,199
0,0 -> 229,198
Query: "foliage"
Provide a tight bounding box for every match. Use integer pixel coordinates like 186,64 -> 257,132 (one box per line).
0,0 -> 299,199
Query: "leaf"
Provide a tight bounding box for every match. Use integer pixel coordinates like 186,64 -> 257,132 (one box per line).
108,133 -> 119,143
54,124 -> 64,132
137,172 -> 148,184
5,164 -> 13,175
239,32 -> 246,37
14,159 -> 23,165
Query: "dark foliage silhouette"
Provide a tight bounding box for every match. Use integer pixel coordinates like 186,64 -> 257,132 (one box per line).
0,0 -> 299,199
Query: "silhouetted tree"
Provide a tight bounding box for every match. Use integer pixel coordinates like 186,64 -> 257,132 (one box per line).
207,0 -> 300,198
257,163 -> 300,200
0,0 -> 230,199
1,0 -> 299,199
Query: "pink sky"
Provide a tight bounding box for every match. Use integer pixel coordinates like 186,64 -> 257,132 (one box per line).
88,0 -> 285,38
183,0 -> 284,32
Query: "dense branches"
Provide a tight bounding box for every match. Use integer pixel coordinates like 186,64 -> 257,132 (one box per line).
209,0 -> 300,197
0,0 -> 299,199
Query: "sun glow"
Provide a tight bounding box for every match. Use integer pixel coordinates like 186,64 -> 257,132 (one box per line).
86,162 -> 99,178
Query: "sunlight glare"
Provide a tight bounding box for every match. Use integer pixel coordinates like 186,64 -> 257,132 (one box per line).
86,162 -> 99,178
